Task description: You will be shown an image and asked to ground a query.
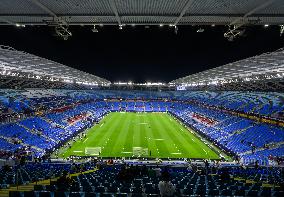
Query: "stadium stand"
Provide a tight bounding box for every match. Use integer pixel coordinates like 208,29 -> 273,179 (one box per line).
0,161 -> 283,197
0,47 -> 284,196
0,89 -> 283,166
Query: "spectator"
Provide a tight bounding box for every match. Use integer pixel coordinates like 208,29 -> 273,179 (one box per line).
158,171 -> 176,197
56,170 -> 73,191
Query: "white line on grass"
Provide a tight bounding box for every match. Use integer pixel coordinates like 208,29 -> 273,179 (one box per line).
100,123 -> 104,127
83,138 -> 88,143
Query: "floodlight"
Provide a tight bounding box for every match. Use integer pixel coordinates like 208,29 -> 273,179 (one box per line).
92,25 -> 98,33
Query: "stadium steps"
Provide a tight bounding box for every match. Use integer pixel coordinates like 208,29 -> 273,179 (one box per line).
240,140 -> 284,156
233,125 -> 254,135
0,168 -> 97,197
235,101 -> 248,111
17,122 -> 57,144
217,125 -> 254,142
40,117 -> 65,129
251,102 -> 266,114
0,135 -> 18,144
0,134 -> 43,152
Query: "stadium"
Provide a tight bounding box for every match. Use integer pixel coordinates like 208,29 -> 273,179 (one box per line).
0,0 -> 284,197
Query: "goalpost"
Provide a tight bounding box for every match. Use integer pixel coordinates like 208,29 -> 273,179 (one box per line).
85,147 -> 101,156
133,147 -> 149,157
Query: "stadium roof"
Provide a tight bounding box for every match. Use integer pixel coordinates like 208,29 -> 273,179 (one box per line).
0,45 -> 110,87
0,0 -> 283,26
170,48 -> 284,90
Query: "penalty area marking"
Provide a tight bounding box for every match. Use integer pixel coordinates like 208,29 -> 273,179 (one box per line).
171,152 -> 182,155
73,151 -> 83,153
83,138 -> 88,143
121,151 -> 133,154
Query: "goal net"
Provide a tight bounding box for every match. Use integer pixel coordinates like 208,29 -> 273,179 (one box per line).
85,147 -> 101,156
133,147 -> 148,157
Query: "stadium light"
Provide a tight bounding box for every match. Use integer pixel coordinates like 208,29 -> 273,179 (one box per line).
197,28 -> 204,33
264,24 -> 269,27
92,25 -> 99,33
159,24 -> 164,27
119,25 -> 123,30
174,25 -> 178,34
15,23 -> 25,27
280,25 -> 284,36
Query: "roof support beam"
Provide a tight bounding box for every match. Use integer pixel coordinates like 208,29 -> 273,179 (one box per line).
173,0 -> 195,26
30,0 -> 67,25
230,0 -> 276,26
108,0 -> 122,26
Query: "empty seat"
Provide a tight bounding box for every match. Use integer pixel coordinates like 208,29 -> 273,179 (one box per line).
247,190 -> 259,196
94,186 -> 105,193
9,191 -> 21,197
208,189 -> 219,196
234,189 -> 245,196
34,185 -> 44,191
221,189 -> 232,196
54,191 -> 66,197
69,192 -> 82,197
260,190 -> 271,196
119,187 -> 131,193
38,192 -> 51,197
23,191 -> 36,197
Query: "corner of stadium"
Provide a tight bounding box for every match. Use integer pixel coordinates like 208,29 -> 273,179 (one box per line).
0,1 -> 284,197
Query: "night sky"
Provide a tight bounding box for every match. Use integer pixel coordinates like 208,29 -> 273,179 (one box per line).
0,25 -> 283,83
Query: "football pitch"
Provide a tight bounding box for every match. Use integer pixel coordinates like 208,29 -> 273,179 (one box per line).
58,112 -> 221,159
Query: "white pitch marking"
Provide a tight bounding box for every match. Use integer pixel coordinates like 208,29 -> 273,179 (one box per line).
73,151 -> 83,153
83,138 -> 88,143
171,153 -> 182,155
100,123 -> 104,127
155,139 -> 164,141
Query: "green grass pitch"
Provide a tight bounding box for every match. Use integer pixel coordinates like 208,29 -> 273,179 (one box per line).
59,112 -> 220,159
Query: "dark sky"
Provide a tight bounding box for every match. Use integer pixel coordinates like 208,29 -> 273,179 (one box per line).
0,25 -> 283,83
